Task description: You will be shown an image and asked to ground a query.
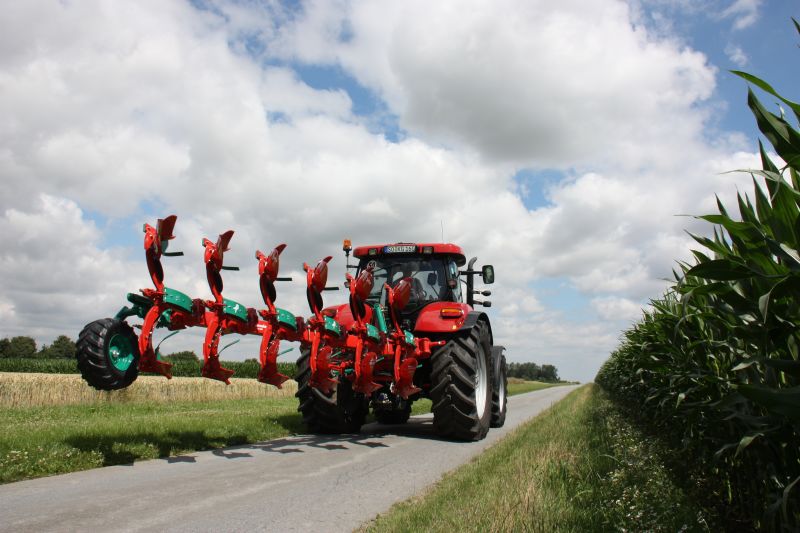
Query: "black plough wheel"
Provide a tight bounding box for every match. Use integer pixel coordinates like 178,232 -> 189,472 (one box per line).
76,318 -> 140,391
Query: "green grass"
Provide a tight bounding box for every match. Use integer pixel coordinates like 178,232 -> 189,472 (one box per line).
0,397 -> 302,484
0,379 -> 553,484
507,380 -> 561,395
362,384 -> 717,532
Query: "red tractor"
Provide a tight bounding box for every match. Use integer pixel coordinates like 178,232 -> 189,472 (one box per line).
74,216 -> 507,442
296,242 -> 507,441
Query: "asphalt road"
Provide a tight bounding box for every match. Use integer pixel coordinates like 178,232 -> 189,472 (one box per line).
0,385 -> 580,533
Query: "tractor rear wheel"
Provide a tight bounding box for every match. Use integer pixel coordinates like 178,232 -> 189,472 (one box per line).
295,346 -> 368,433
430,320 -> 492,441
490,354 -> 507,428
76,318 -> 140,391
374,403 -> 412,425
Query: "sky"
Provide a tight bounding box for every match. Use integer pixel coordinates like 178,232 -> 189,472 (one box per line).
0,0 -> 798,382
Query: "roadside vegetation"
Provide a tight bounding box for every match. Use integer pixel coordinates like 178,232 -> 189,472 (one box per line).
0,396 -> 301,484
363,385 -> 716,532
597,24 -> 800,531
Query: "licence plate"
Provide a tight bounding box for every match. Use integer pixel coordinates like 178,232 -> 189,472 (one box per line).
384,245 -> 416,253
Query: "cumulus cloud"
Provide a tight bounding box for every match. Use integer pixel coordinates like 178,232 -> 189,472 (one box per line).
725,43 -> 748,67
0,195 -> 144,339
720,0 -> 762,30
273,0 -> 717,169
0,0 -> 764,381
591,296 -> 647,323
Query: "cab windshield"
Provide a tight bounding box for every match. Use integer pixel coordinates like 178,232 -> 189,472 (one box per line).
358,256 -> 452,309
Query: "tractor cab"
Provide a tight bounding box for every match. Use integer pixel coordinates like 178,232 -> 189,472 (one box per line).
349,243 -> 492,333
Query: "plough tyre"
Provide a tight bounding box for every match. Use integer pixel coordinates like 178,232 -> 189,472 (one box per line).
430,320 -> 493,441
295,346 -> 369,433
76,318 -> 140,391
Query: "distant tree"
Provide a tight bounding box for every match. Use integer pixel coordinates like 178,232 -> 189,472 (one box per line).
7,336 -> 37,358
507,361 -> 561,382
164,350 -> 200,362
42,335 -> 77,359
508,362 -> 541,381
539,364 -> 559,382
0,338 -> 10,358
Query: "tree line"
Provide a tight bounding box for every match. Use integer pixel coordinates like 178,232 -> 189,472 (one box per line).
0,335 -> 76,359
2,335 -> 562,382
507,362 -> 560,382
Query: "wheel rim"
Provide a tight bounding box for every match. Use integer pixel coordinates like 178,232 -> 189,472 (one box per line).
499,368 -> 507,411
475,348 -> 488,419
108,333 -> 135,372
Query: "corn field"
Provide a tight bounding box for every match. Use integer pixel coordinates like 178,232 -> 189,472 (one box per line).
596,27 -> 800,531
0,372 -> 298,408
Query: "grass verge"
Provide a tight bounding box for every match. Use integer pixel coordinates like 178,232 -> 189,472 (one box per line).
362,384 -> 718,532
0,397 -> 302,484
1,378 -> 555,484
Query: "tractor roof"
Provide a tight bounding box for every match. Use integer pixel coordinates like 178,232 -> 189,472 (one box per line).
353,243 -> 467,266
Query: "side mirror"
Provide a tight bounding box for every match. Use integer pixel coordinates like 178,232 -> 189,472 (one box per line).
482,265 -> 495,284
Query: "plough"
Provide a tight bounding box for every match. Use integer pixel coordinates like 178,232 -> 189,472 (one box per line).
77,215 -> 507,440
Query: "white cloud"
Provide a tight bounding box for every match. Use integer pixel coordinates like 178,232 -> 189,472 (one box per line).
275,0 -> 717,169
720,0 -> 762,30
591,296 -> 647,322
725,43 -> 748,67
0,0 -> 766,381
0,195 -> 144,339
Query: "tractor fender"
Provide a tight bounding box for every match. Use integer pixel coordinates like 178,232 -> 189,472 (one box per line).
457,311 -> 494,345
413,302 -> 472,334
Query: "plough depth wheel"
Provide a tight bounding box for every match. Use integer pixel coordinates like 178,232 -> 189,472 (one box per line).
295,346 -> 368,433
76,318 -> 140,391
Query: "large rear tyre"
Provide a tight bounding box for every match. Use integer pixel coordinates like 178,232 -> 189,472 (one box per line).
76,318 -> 140,391
491,354 -> 507,428
430,320 -> 493,441
295,346 -> 368,434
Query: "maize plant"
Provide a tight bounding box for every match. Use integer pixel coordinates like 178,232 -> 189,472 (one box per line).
597,20 -> 800,531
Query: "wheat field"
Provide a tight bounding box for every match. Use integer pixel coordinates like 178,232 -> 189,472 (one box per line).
0,372 -> 298,408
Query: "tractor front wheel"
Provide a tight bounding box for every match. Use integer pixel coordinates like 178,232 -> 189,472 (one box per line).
76,318 -> 140,391
430,320 -> 493,441
295,346 -> 368,433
